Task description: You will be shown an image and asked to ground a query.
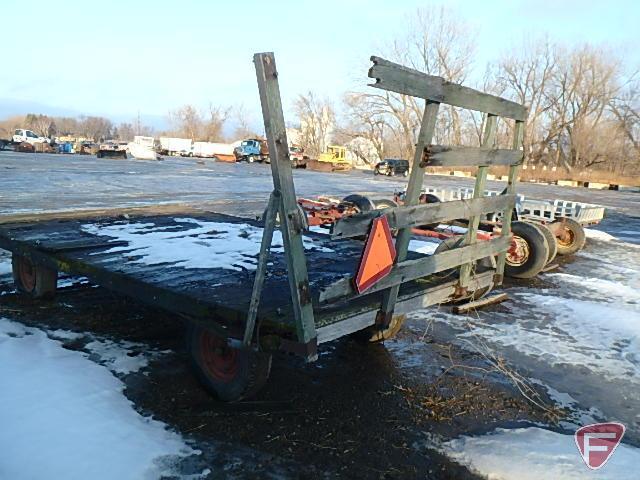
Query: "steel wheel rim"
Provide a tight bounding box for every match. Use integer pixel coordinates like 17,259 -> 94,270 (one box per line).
199,331 -> 239,383
557,227 -> 575,247
506,235 -> 530,266
18,257 -> 36,292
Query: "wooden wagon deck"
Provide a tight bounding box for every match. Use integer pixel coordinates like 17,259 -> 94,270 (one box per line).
0,210 -> 493,343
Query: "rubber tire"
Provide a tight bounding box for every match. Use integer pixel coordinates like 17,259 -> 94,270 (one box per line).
531,222 -> 557,264
374,169 -> 379,176
12,255 -> 57,298
431,236 -> 494,301
553,217 -> 586,255
342,194 -> 375,213
186,323 -> 272,401
505,221 -> 549,279
355,314 -> 406,343
418,193 -> 441,230
372,198 -> 398,210
248,156 -> 255,163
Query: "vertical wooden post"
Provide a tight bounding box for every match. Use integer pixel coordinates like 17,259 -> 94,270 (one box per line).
254,52 -> 317,359
495,119 -> 524,283
459,114 -> 497,287
377,101 -> 440,323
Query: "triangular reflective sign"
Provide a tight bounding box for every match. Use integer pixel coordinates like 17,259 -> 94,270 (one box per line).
354,215 -> 396,293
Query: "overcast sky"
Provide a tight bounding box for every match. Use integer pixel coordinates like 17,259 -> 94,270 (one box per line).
1,0 -> 638,129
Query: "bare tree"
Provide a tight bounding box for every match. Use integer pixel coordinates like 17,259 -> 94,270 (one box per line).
25,113 -> 55,137
0,115 -> 25,139
546,45 -> 622,170
115,123 -> 136,141
78,116 -> 113,142
496,38 -> 557,162
203,104 -> 231,142
168,105 -> 202,140
351,7 -> 478,159
293,91 -> 335,157
231,104 -> 260,140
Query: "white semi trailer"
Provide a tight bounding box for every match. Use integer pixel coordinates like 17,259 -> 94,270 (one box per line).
192,142 -> 236,161
159,137 -> 193,156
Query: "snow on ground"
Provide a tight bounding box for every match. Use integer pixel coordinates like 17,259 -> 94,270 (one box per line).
409,217 -> 640,476
84,338 -> 154,375
439,427 -> 640,480
0,318 -> 197,480
81,217 -> 333,271
0,253 -> 11,277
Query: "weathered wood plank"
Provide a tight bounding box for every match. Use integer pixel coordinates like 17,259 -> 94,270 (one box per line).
459,114 -> 497,287
369,56 -> 527,121
254,52 -> 317,350
423,145 -> 522,167
495,120 -> 524,283
320,235 -> 510,303
452,293 -> 509,314
378,101 -> 441,319
332,194 -> 516,239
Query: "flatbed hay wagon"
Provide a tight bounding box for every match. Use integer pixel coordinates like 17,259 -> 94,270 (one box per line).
0,53 -> 526,401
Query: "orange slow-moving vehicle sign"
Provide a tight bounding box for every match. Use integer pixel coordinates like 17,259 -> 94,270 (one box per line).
354,215 -> 397,293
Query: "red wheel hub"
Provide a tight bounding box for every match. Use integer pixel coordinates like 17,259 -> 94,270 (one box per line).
199,331 -> 239,383
18,257 -> 36,292
506,235 -> 530,266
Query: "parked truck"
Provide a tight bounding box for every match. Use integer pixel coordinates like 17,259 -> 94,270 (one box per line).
159,137 -> 193,156
234,138 -> 269,163
12,129 -> 50,145
289,144 -> 307,168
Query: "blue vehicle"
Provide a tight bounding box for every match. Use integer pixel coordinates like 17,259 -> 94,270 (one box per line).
234,138 -> 269,163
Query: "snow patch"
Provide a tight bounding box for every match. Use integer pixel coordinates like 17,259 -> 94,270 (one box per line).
585,229 -> 618,242
84,339 -> 151,375
408,239 -> 439,255
462,293 -> 640,382
0,318 -> 194,480
81,218 -> 333,271
440,427 -> 640,480
547,273 -> 640,307
0,257 -> 11,277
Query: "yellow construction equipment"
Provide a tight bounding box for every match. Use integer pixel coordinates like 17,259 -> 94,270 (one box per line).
305,145 -> 352,172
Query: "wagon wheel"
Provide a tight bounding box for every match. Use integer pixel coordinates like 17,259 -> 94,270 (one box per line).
528,222 -> 557,264
417,193 -> 441,230
431,236 -> 494,301
186,323 -> 272,401
341,195 -> 376,240
552,217 -> 586,255
372,198 -> 399,230
372,198 -> 398,210
354,313 -> 406,343
504,221 -> 549,279
12,254 -> 57,298
341,194 -> 375,213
